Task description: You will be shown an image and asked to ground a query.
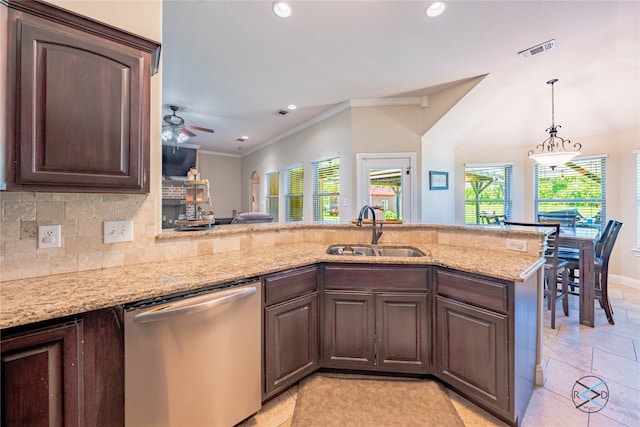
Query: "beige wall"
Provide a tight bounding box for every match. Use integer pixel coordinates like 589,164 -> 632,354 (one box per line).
455,127 -> 640,287
197,152 -> 242,218
241,108 -> 353,221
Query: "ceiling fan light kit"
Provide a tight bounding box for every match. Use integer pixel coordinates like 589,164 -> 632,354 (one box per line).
528,79 -> 581,169
162,105 -> 214,145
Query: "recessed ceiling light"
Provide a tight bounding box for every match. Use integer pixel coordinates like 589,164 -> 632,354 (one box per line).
287,104 -> 297,110
272,1 -> 292,18
426,2 -> 446,18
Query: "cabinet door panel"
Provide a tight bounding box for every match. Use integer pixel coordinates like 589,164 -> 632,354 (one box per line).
5,3 -> 158,193
265,293 -> 318,398
1,322 -> 82,427
323,292 -> 375,369
15,20 -> 145,190
437,297 -> 508,412
377,293 -> 429,373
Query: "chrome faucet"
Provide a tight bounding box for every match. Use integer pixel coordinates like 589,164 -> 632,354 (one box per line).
357,205 -> 383,245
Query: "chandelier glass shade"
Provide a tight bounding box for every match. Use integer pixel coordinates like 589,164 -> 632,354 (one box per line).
162,126 -> 190,144
528,79 -> 581,169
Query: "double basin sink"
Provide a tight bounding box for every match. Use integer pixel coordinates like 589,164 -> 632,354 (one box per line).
326,244 -> 425,257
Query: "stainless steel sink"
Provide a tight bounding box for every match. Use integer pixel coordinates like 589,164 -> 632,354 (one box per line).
326,245 -> 377,256
376,247 -> 425,257
326,245 -> 425,257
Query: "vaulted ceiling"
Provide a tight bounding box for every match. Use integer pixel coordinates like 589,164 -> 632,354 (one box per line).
162,1 -> 639,156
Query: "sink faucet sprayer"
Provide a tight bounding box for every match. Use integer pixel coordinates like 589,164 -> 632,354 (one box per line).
357,205 -> 383,245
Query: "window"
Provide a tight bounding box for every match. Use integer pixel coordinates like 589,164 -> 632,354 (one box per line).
312,156 -> 340,223
285,164 -> 304,222
534,156 -> 606,230
265,171 -> 279,222
464,164 -> 512,224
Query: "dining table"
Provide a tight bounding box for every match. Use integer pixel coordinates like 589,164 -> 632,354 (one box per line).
558,226 -> 600,327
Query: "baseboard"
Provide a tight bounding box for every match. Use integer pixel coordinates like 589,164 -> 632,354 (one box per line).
611,274 -> 640,290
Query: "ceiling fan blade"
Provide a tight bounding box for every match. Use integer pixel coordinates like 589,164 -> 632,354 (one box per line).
189,125 -> 215,133
179,128 -> 197,137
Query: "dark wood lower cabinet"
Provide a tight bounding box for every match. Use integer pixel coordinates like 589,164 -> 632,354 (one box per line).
323,291 -> 376,369
263,266 -> 320,399
1,308 -> 124,427
1,321 -> 82,427
323,291 -> 429,373
435,268 -> 538,426
322,265 -> 430,374
377,293 -> 429,373
436,297 -> 508,412
264,293 -> 319,398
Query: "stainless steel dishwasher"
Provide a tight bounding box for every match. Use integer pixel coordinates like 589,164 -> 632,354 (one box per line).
124,280 -> 262,427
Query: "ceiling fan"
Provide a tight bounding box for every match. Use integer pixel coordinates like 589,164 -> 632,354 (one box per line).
162,105 -> 214,144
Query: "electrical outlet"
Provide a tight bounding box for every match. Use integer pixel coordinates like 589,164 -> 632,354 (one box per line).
38,225 -> 61,249
505,239 -> 528,252
104,220 -> 134,244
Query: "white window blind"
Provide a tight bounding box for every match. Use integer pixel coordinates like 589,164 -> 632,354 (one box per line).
285,165 -> 304,222
534,156 -> 606,230
265,171 -> 279,222
313,156 -> 340,223
464,164 -> 512,224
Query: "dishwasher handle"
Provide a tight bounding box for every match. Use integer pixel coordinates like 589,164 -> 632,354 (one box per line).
133,286 -> 257,324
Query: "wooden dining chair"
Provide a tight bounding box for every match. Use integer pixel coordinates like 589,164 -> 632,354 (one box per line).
537,213 -> 577,228
505,221 -> 569,328
559,220 -> 623,324
559,219 -> 613,291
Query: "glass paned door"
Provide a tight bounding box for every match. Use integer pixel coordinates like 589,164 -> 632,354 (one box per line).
359,156 -> 412,223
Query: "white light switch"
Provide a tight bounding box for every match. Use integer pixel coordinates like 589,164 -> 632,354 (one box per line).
104,220 -> 134,244
38,225 -> 61,248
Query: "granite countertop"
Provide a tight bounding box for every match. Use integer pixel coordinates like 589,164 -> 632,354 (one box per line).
0,241 -> 543,330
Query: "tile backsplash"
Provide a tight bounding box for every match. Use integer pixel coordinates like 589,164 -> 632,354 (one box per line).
1,191 -> 546,283
0,191 -> 157,281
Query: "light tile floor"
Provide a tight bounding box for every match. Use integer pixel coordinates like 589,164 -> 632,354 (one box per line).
241,281 -> 640,427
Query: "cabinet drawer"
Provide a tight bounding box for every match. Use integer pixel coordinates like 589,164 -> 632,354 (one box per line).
265,266 -> 318,306
324,265 -> 427,292
436,269 -> 508,313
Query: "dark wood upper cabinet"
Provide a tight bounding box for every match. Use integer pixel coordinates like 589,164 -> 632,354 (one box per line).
3,0 -> 160,193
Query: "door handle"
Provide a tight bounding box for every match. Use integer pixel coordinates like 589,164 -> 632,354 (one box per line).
133,286 -> 257,324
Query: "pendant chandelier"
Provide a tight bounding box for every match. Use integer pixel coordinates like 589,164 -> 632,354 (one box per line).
528,79 -> 581,169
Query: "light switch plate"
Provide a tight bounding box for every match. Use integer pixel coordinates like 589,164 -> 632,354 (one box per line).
104,220 -> 134,244
38,225 -> 61,248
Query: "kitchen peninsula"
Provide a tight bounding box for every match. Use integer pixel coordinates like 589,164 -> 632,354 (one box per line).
1,224 -> 547,426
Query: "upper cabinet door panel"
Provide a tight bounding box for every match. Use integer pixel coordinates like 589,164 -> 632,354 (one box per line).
5,2 -> 160,193
18,21 -> 142,187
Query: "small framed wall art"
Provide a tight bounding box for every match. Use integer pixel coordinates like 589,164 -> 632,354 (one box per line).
429,171 -> 449,190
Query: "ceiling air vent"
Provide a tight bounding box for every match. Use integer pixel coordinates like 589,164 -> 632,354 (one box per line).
518,39 -> 556,59
275,109 -> 289,116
